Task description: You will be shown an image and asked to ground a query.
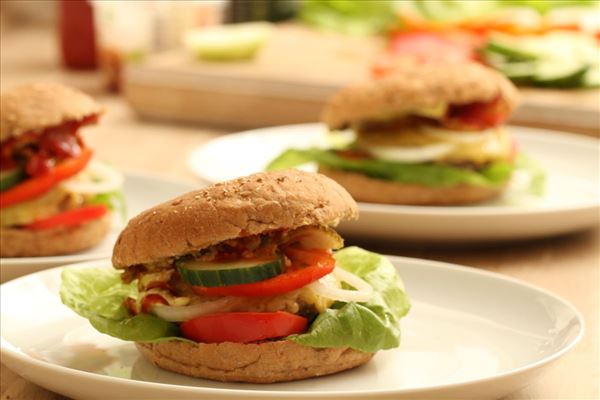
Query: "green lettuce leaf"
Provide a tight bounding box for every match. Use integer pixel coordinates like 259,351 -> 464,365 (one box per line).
88,190 -> 127,222
298,0 -> 396,35
514,153 -> 546,196
267,148 -> 513,188
291,247 -> 410,352
60,267 -> 181,342
501,0 -> 597,14
403,0 -> 597,22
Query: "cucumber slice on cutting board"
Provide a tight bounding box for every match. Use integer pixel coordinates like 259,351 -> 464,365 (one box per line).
532,62 -> 589,88
183,22 -> 272,62
484,32 -> 599,88
0,168 -> 25,192
496,61 -> 537,84
177,255 -> 285,287
485,39 -> 539,61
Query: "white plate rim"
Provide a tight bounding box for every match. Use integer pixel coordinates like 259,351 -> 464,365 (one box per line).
0,256 -> 585,398
0,171 -> 196,267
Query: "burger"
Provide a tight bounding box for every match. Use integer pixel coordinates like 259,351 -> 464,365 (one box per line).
60,170 -> 410,383
1,83 -> 124,257
268,62 -> 523,205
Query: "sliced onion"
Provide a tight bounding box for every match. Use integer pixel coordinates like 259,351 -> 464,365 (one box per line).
284,226 -> 343,249
308,266 -> 373,303
421,125 -> 494,144
151,297 -> 242,322
62,160 -> 124,195
332,267 -> 374,293
368,142 -> 456,163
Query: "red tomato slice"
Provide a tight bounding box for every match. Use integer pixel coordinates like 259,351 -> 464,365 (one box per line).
181,311 -> 308,343
443,96 -> 509,130
24,204 -> 108,230
389,31 -> 476,64
192,249 -> 335,297
0,148 -> 93,208
373,31 -> 485,79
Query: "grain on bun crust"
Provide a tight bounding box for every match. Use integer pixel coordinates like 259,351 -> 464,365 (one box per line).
136,340 -> 373,383
320,167 -> 505,205
1,83 -> 103,142
322,62 -> 519,130
0,213 -> 111,257
112,170 -> 358,268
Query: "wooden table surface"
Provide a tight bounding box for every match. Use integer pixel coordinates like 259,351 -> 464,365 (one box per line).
1,27 -> 598,400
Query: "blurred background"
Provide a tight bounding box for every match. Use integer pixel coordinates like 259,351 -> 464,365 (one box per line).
1,0 -> 598,134
2,4 -> 599,399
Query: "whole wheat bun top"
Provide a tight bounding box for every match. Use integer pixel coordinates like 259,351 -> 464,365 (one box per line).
112,170 -> 358,268
322,62 -> 519,129
0,83 -> 103,142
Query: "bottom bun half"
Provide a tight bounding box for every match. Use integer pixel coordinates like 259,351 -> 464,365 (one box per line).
319,167 -> 505,205
0,213 -> 111,257
136,340 -> 373,383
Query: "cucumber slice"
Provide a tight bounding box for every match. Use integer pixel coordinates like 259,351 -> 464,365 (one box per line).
0,168 -> 25,192
533,62 -> 589,88
485,39 -> 539,62
183,22 -> 272,62
496,61 -> 537,85
177,255 -> 285,287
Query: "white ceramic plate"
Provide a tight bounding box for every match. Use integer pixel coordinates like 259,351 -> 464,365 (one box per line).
1,256 -> 583,400
0,173 -> 196,282
188,123 -> 600,242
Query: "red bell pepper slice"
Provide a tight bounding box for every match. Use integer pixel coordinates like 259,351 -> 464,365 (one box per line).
0,148 -> 93,208
192,249 -> 335,298
24,204 -> 108,230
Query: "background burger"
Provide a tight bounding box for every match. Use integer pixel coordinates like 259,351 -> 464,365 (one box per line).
60,170 -> 410,383
1,83 -> 124,257
268,62 -> 541,205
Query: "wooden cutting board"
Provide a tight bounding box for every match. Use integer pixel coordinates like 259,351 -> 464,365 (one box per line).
124,24 -> 599,135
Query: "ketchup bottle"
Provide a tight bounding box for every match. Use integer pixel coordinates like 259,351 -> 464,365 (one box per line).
58,0 -> 97,69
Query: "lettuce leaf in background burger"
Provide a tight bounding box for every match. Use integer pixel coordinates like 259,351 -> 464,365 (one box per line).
267,148 -> 514,189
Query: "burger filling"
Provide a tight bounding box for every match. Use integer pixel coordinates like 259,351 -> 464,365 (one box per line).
61,243 -> 410,352
120,225 -> 377,344
267,96 -> 524,191
0,116 -> 124,232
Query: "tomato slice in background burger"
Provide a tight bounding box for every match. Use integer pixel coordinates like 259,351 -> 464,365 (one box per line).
192,248 -> 335,297
443,96 -> 510,130
0,148 -> 92,208
181,311 -> 308,343
24,204 -> 108,230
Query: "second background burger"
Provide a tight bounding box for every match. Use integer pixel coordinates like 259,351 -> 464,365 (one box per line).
269,62 -> 543,205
